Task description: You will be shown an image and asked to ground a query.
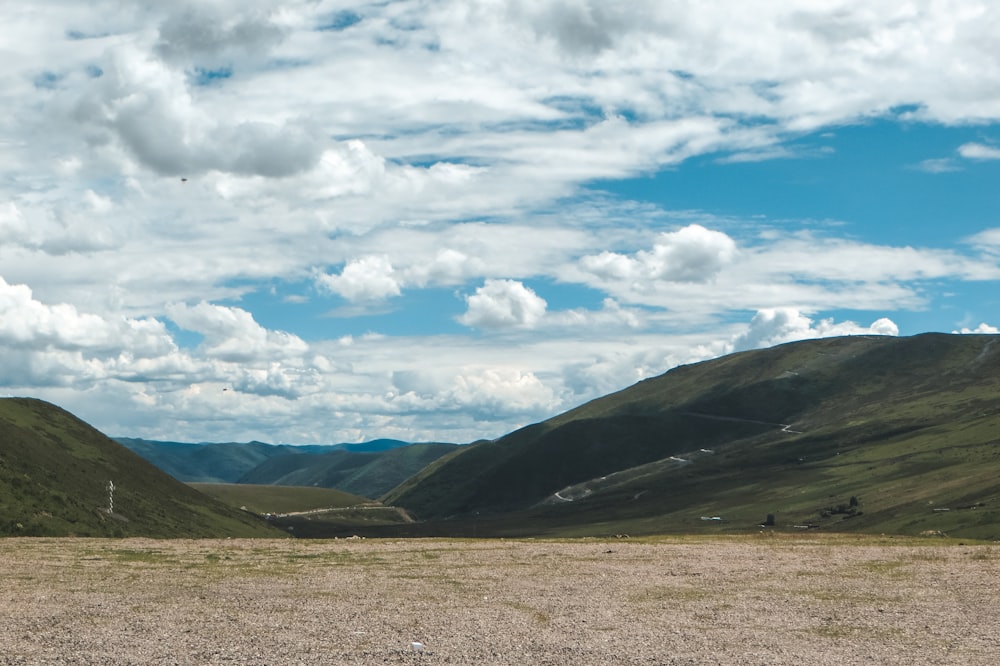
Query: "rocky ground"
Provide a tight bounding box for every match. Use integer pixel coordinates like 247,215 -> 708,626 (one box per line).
0,534 -> 997,664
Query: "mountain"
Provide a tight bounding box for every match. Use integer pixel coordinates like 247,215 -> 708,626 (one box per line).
382,333 -> 1000,540
114,438 -> 340,483
238,443 -> 459,498
118,436 -> 456,499
0,398 -> 283,537
116,437 -> 430,487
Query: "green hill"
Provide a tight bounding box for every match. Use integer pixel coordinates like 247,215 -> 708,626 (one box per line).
0,398 -> 283,538
189,483 -> 371,514
382,333 -> 1000,540
238,443 -> 458,498
190,483 -> 412,535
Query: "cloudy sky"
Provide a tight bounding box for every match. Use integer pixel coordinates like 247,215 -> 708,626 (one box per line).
3,1 -> 1000,444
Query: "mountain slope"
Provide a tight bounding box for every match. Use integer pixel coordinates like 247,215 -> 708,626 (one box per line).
239,443 -> 458,498
382,334 -> 1000,539
0,398 -> 283,537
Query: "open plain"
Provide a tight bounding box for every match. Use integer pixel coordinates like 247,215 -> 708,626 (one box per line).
1,534 -> 998,665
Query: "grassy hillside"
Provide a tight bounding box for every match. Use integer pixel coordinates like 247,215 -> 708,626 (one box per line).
382,334 -> 1000,540
0,398 -> 283,538
191,483 -> 413,536
190,483 -> 369,514
238,443 -> 458,498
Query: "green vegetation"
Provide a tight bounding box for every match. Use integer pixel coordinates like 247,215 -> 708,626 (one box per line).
0,398 -> 284,538
190,483 -> 413,537
120,436 -> 457,499
4,333 -> 999,541
266,506 -> 414,537
190,483 -> 370,514
238,442 -> 457,498
381,333 -> 1000,540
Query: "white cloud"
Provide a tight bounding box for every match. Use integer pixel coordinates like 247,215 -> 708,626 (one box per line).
154,5 -> 286,66
166,301 -> 308,362
953,323 -> 999,334
316,255 -> 402,302
0,276 -> 175,356
571,226 -> 1000,325
3,1 -> 1000,444
965,229 -> 1000,262
731,307 -> 899,352
458,279 -> 548,329
392,365 -> 559,422
70,44 -> 325,178
642,225 -> 739,282
449,368 -> 558,420
580,224 -> 737,283
0,202 -> 31,245
546,298 -> 645,330
510,0 -> 650,55
958,142 -> 1000,160
913,158 -> 961,173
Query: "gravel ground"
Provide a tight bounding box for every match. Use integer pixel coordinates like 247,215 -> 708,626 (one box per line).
0,534 -> 997,664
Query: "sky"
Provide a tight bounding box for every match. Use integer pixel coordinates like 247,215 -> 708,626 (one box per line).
2,1 -> 1000,445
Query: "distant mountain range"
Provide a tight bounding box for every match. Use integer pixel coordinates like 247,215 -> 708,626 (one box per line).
116,437 -> 458,499
5,333 -> 999,540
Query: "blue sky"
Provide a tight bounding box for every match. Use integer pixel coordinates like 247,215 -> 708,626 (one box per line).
1,1 -> 999,444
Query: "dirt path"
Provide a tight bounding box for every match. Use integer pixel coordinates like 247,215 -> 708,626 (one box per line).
1,535 -> 997,664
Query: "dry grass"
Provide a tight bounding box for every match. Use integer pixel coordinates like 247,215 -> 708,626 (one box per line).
1,533 -> 998,664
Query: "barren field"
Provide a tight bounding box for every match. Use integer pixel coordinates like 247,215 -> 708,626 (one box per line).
1,534 -> 998,665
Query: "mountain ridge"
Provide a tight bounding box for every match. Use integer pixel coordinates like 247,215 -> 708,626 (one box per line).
381,333 -> 1000,539
118,436 -> 458,499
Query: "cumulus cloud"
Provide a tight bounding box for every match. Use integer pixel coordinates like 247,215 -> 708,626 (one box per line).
458,279 -> 548,329
166,301 -> 308,362
6,1 -> 1000,444
0,276 -> 175,356
953,323 -> 999,334
510,0 -> 655,56
0,288 -> 336,399
154,6 -> 286,66
450,368 -> 558,419
71,46 -> 324,177
316,256 -> 402,302
0,276 -> 196,389
581,224 -> 737,283
731,307 -> 899,352
560,349 -> 666,399
392,366 -> 558,421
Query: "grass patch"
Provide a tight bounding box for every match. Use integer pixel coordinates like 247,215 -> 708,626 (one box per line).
856,559 -> 910,578
504,601 -> 552,626
630,585 -> 711,603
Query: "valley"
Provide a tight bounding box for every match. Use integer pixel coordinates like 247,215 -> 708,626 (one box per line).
3,333 -> 1000,540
